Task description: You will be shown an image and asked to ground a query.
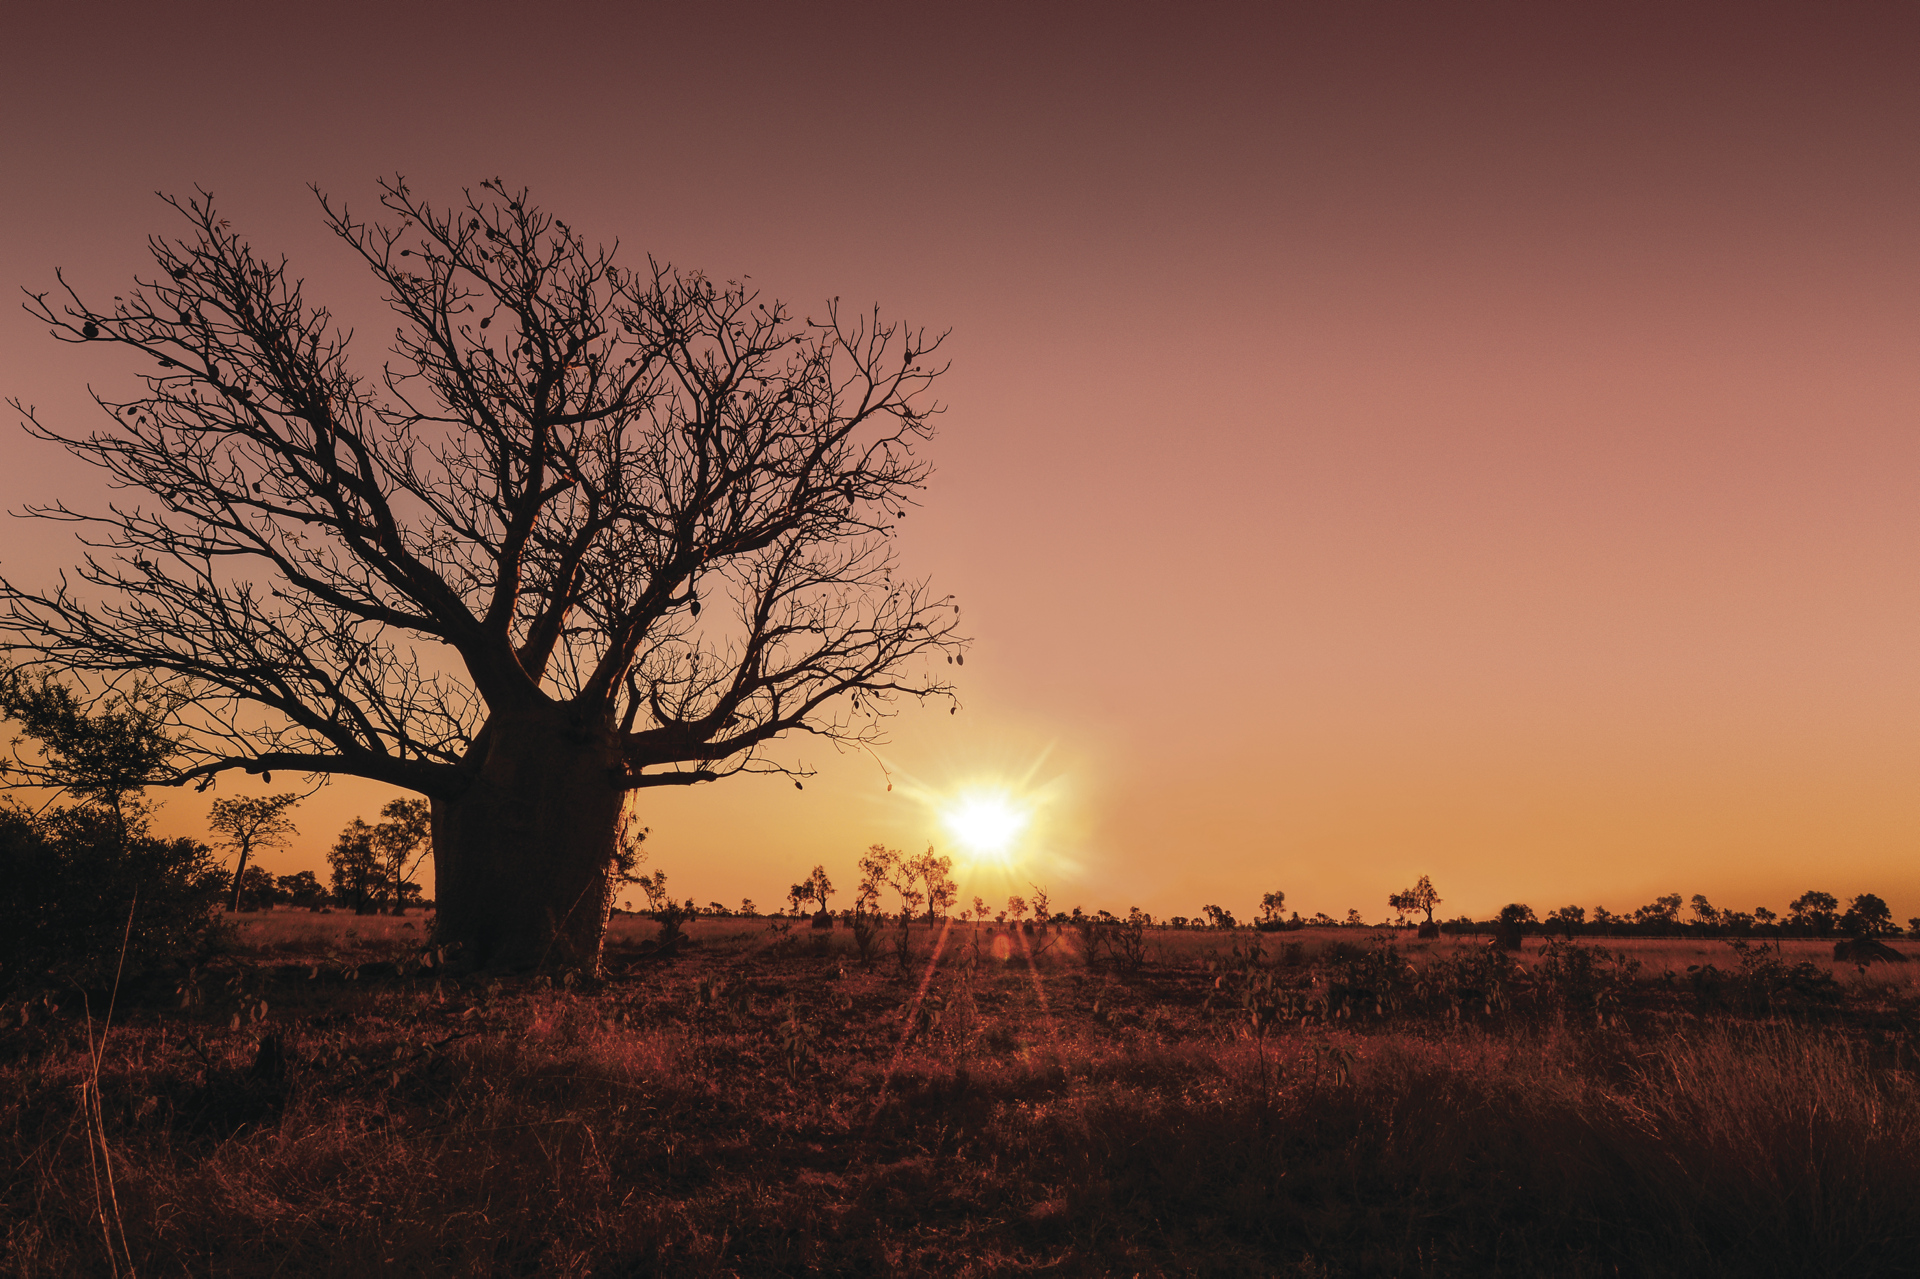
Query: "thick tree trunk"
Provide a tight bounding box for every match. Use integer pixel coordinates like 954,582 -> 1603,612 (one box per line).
431,703 -> 628,972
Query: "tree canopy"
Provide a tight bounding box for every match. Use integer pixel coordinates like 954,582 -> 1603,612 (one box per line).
2,177 -> 964,797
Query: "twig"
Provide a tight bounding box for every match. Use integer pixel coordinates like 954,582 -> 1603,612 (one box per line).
81,891 -> 140,1277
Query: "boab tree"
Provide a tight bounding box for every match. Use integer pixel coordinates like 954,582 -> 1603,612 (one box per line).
1,178 -> 964,969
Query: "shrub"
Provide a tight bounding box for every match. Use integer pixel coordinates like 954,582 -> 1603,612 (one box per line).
0,800 -> 223,990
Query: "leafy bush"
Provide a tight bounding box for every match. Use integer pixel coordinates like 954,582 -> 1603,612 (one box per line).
1535,940 -> 1641,1019
1688,938 -> 1843,1015
0,801 -> 224,989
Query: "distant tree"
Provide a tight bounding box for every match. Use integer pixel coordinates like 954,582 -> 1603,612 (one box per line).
1788,890 -> 1840,936
1200,904 -> 1237,930
739,898 -> 757,917
1753,906 -> 1778,929
635,870 -> 670,914
1688,894 -> 1718,927
1342,908 -> 1364,928
1841,893 -> 1894,938
902,847 -> 955,922
1006,893 -> 1027,923
801,864 -> 835,914
1495,903 -> 1536,950
207,792 -> 300,913
232,863 -> 281,910
276,869 -> 328,909
1591,906 -> 1617,932
1387,875 -> 1441,925
1908,917 -> 1920,939
1634,894 -> 1683,930
857,845 -> 899,913
327,818 -> 380,914
1260,890 -> 1286,923
706,901 -> 731,917
858,844 -> 923,919
1546,905 -> 1586,938
1028,885 -> 1051,926
370,798 -> 431,912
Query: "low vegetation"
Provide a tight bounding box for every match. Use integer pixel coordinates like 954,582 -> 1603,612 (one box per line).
5,914 -> 1918,1276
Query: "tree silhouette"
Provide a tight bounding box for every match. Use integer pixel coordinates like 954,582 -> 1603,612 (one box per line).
902,847 -> 955,923
326,818 -> 380,914
206,792 -> 300,913
2,179 -> 964,969
370,797 -> 430,913
1841,893 -> 1893,938
1387,875 -> 1441,925
0,666 -> 182,844
801,863 -> 835,914
1495,902 -> 1536,950
276,868 -> 327,909
1788,890 -> 1839,936
1260,889 -> 1286,923
1634,894 -> 1683,930
1546,904 -> 1585,938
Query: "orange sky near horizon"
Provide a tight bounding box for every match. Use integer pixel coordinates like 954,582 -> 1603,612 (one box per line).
3,2 -> 1917,924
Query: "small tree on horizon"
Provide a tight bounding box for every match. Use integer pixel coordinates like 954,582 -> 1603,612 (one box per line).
1200,904 -> 1236,930
902,847 -> 955,923
207,792 -> 301,913
1387,875 -> 1441,925
634,870 -> 669,914
1634,894 -> 1683,929
277,869 -> 327,909
1842,893 -> 1894,938
1546,904 -> 1586,937
327,818 -> 380,914
857,845 -> 898,915
1260,889 -> 1286,923
806,864 -> 835,914
1788,890 -> 1840,936
371,798 -> 431,912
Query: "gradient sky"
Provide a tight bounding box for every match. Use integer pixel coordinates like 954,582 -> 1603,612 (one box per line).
4,2 -> 1918,923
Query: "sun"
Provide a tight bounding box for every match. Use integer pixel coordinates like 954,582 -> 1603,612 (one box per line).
940,789 -> 1031,864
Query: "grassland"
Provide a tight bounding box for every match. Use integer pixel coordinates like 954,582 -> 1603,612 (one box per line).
5,914 -> 1918,1276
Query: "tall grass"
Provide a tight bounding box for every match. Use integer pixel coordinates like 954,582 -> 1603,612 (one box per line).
4,918 -> 1917,1275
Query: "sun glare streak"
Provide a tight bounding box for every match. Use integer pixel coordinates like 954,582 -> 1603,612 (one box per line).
866,918 -> 954,1129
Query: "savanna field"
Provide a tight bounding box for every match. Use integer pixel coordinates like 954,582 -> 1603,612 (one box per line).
7,913 -> 1920,1277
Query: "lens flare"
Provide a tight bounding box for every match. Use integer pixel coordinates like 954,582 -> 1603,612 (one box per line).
941,790 -> 1030,861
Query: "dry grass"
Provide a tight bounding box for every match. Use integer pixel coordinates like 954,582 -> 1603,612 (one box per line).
4,916 -> 1918,1276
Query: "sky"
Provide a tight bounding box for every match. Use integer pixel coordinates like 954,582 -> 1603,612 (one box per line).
3,1 -> 1918,924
